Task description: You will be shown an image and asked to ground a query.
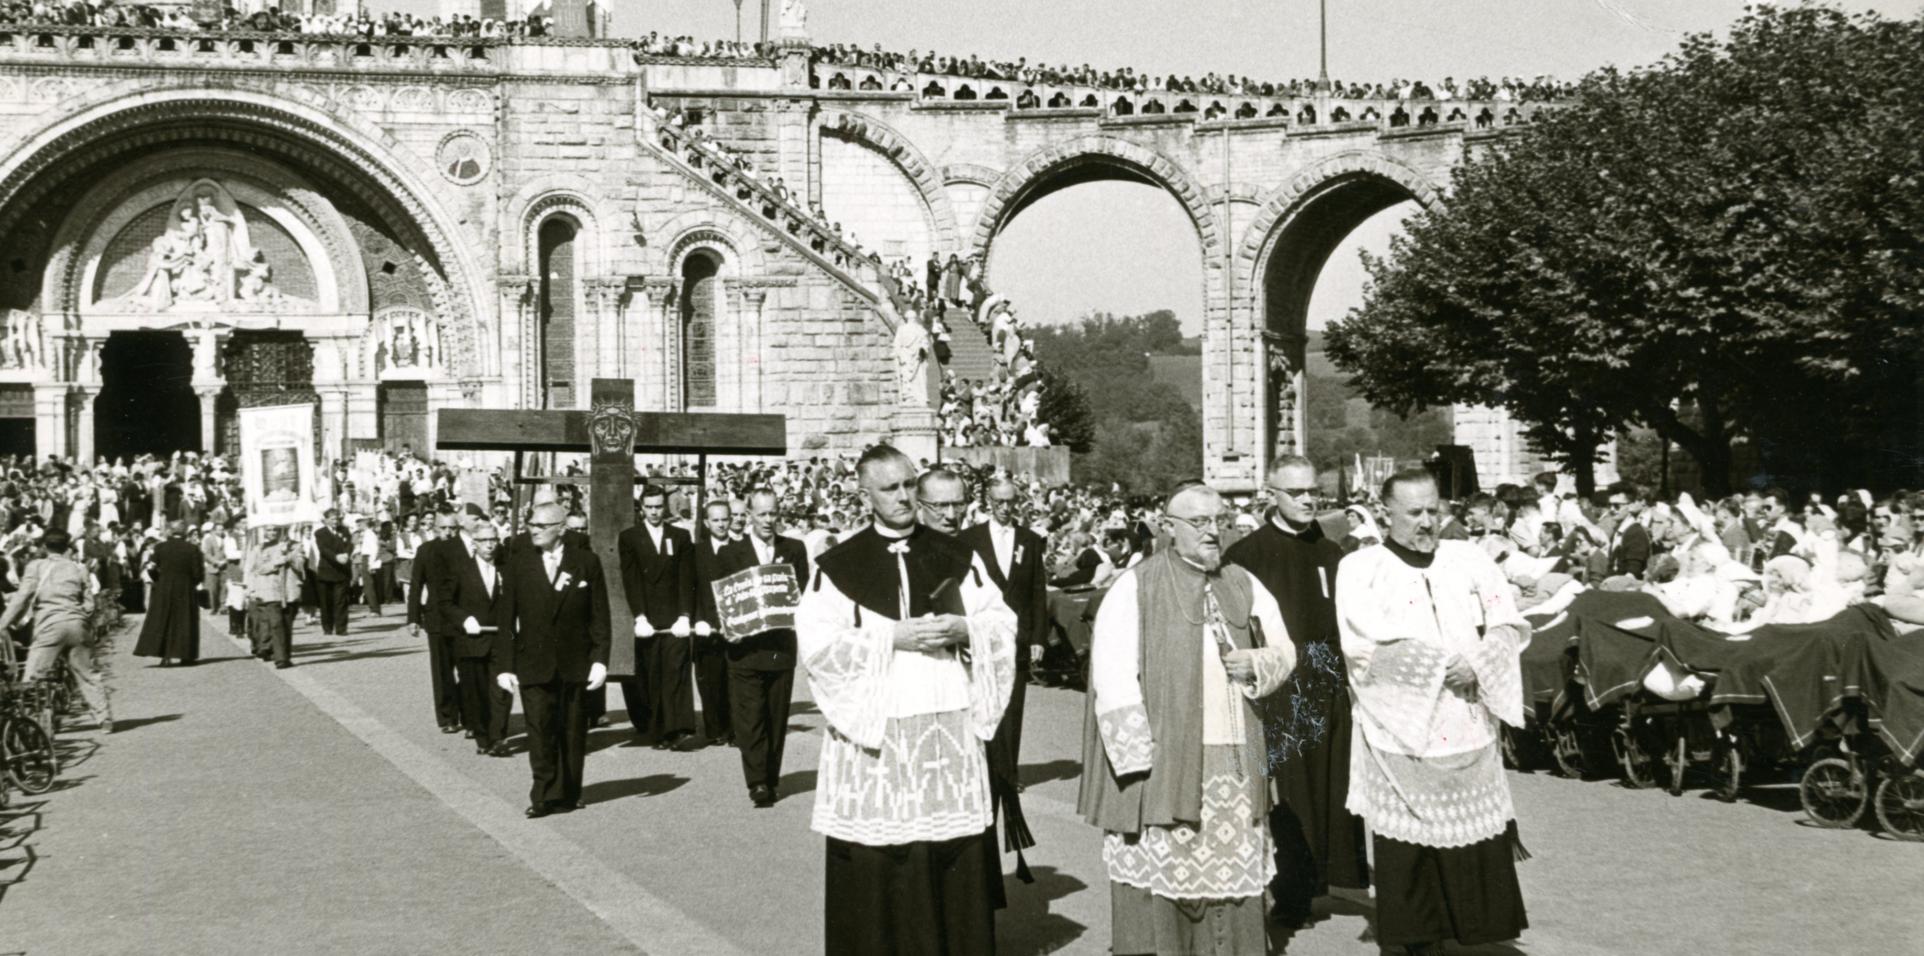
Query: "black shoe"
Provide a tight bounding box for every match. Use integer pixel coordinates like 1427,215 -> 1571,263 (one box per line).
464,730 -> 476,739
525,805 -> 550,819
669,733 -> 701,753
592,715 -> 612,728
750,785 -> 774,808
274,662 -> 292,670
476,743 -> 490,755
554,800 -> 585,812
487,743 -> 512,758
440,724 -> 459,734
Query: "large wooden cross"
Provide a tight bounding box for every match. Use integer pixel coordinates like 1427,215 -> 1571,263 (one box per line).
435,377 -> 786,676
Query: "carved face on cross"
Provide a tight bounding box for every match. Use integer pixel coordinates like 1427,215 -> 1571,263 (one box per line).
589,401 -> 637,457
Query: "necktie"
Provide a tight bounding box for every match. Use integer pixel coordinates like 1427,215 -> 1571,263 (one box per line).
887,539 -> 911,619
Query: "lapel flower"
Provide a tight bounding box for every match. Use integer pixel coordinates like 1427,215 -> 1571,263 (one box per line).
1013,542 -> 1025,566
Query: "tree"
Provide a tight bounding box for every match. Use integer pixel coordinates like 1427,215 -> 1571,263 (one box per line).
1034,367 -> 1095,452
1326,4 -> 1924,495
1030,312 -> 1205,486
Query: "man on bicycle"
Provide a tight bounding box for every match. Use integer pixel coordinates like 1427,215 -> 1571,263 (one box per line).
0,530 -> 112,733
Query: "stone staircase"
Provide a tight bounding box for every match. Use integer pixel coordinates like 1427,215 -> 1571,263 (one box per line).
644,119 -> 895,324
937,302 -> 1002,386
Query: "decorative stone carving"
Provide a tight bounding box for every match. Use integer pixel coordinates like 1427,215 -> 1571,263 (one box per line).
436,131 -> 492,186
446,88 -> 493,115
121,179 -> 303,313
1268,342 -> 1298,456
780,0 -> 807,37
0,310 -> 43,371
364,307 -> 443,377
589,399 -> 638,456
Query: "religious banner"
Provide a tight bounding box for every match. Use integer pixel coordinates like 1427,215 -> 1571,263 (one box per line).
239,403 -> 321,527
713,563 -> 802,642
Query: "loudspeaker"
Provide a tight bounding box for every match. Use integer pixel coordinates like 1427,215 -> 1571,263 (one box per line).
1427,445 -> 1479,500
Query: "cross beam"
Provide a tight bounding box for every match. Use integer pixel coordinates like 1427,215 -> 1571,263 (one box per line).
435,378 -> 786,676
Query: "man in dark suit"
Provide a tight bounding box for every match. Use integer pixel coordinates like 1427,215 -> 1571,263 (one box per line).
434,515 -> 513,756
618,484 -> 697,750
718,489 -> 808,807
408,510 -> 464,734
690,498 -> 736,747
313,508 -> 354,635
1606,482 -> 1652,580
496,501 -> 611,818
959,476 -> 1050,872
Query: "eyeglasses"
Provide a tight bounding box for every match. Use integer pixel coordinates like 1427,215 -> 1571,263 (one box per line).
527,520 -> 563,529
1167,513 -> 1230,533
1271,487 -> 1317,499
920,499 -> 968,513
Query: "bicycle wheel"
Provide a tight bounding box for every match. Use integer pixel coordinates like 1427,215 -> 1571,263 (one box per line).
1798,757 -> 1870,828
2,715 -> 57,794
1873,771 -> 1924,842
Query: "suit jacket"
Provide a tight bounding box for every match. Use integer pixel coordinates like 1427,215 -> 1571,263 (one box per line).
691,535 -> 733,628
407,537 -> 448,631
1610,521 -> 1652,577
618,521 -> 694,630
497,540 -> 611,684
430,538 -> 507,658
314,525 -> 353,583
718,534 -> 809,670
959,521 -> 1050,665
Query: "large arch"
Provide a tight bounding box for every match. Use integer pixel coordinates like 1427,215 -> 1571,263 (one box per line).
816,108 -> 961,257
969,135 -> 1224,258
1239,152 -> 1441,476
0,84 -> 491,380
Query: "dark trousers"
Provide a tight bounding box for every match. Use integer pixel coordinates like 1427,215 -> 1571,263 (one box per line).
316,579 -> 351,634
426,630 -> 462,729
727,665 -> 793,791
824,830 -> 997,956
519,678 -> 588,809
247,599 -> 290,665
625,635 -> 692,742
456,654 -> 511,747
1372,825 -> 1529,948
694,636 -> 732,741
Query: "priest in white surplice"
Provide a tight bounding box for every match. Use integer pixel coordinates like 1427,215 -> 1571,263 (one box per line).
1338,468 -> 1532,955
796,444 -> 1017,955
1078,483 -> 1298,955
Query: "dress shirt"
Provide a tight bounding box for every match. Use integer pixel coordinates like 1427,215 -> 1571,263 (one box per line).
541,545 -> 562,582
987,519 -> 1015,577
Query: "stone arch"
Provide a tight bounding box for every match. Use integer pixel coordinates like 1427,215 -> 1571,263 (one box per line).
647,210 -> 767,280
968,134 -> 1223,259
816,108 -> 961,255
941,164 -> 1001,188
662,224 -> 746,412
0,84 -> 491,380
1236,150 -> 1442,475
506,178 -> 611,278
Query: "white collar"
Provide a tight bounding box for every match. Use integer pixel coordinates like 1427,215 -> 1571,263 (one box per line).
873,521 -> 913,540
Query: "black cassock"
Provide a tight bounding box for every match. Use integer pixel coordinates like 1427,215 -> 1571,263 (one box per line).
134,537 -> 206,664
1224,514 -> 1370,919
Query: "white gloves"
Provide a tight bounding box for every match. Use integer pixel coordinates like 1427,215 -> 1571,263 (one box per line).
634,615 -> 651,638
694,620 -> 713,638
496,672 -> 519,693
463,616 -> 481,636
669,617 -> 692,638
587,662 -> 607,691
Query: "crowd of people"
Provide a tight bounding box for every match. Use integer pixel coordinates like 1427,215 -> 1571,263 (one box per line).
811,41 -> 1579,103
0,1 -> 543,38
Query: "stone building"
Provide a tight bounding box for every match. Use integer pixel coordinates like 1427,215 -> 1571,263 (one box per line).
0,19 -> 1553,486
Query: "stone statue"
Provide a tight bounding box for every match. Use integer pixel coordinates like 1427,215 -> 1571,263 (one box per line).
780,0 -> 807,37
192,322 -> 220,380
123,180 -> 286,313
892,309 -> 933,407
1,310 -> 42,370
391,315 -> 420,368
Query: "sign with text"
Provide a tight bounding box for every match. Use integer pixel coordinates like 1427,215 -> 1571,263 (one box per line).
713,563 -> 801,642
239,403 -> 321,527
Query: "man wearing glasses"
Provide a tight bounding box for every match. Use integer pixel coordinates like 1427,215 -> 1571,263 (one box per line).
1081,481 -> 1298,954
914,467 -> 969,535
1224,455 -> 1368,929
497,501 -> 612,818
433,515 -> 512,757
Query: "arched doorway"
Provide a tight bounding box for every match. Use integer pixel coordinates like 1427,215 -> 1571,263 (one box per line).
679,251 -> 720,410
537,216 -> 580,409
1253,172 -> 1428,478
97,331 -> 198,459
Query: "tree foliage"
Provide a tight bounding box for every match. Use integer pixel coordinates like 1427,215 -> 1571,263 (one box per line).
1030,311 -> 1204,491
1325,4 -> 1924,494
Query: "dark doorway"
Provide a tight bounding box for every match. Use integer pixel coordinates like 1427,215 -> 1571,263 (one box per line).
0,384 -> 32,457
378,381 -> 428,454
98,330 -> 198,460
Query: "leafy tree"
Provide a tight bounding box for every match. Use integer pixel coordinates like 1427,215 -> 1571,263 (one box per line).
1034,367 -> 1096,452
1030,312 -> 1205,487
1325,4 -> 1924,495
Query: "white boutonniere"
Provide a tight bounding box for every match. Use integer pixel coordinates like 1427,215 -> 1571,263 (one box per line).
1013,543 -> 1025,566
664,537 -> 674,556
554,570 -> 575,592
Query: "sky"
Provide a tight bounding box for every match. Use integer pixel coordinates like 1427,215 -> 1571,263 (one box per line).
406,0 -> 1924,334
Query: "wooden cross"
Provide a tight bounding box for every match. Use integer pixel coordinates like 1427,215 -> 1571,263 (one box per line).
436,378 -> 786,676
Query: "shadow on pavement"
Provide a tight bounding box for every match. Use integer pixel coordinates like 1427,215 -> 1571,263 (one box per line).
1274,891 -> 1376,952
1019,759 -> 1083,788
996,864 -> 1089,954
581,773 -> 688,804
104,713 -> 181,733
778,768 -> 818,797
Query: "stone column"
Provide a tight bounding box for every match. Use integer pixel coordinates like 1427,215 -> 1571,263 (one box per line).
34,383 -> 68,461
311,338 -> 351,463
195,387 -> 222,455
71,388 -> 97,465
742,288 -> 768,412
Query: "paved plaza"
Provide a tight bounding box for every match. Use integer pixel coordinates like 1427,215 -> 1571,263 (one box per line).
2,609 -> 1917,955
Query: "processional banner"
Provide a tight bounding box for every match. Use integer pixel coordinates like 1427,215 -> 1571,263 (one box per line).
239,404 -> 321,527
713,564 -> 801,642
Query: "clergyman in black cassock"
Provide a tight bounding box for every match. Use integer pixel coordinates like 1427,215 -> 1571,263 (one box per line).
409,513 -> 464,733
1223,456 -> 1370,926
133,522 -> 204,665
433,519 -> 514,754
617,487 -> 696,748
717,491 -> 808,806
690,501 -> 736,745
498,505 -> 612,815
